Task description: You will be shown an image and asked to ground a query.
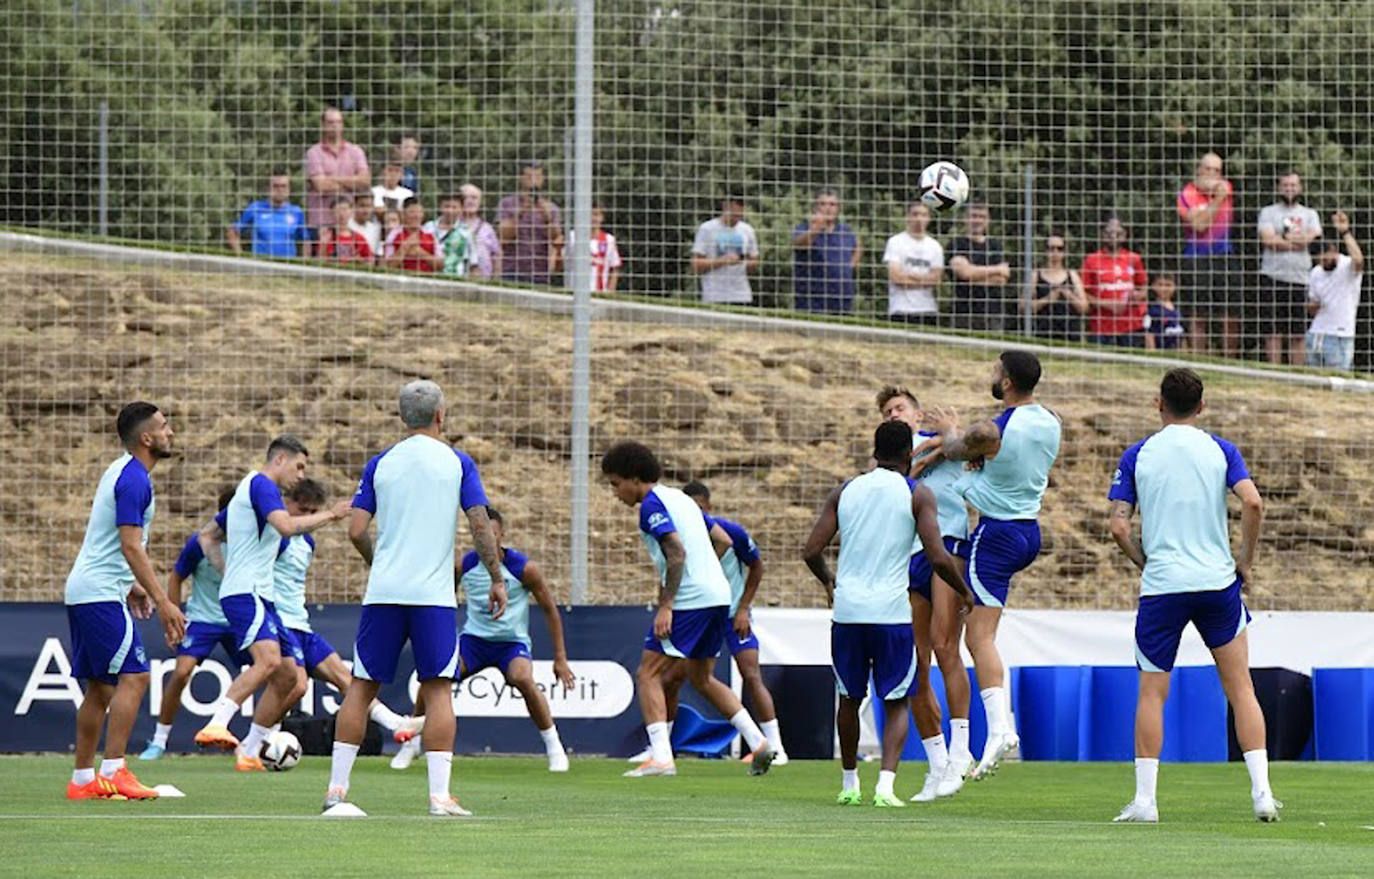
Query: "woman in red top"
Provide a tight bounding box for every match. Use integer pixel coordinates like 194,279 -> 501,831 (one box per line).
1081,217 -> 1148,348
383,197 -> 443,273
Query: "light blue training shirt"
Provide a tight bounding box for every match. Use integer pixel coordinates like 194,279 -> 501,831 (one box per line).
960,404 -> 1062,520
638,484 -> 731,611
913,429 -> 970,546
173,532 -> 228,626
833,467 -> 915,625
273,534 -> 317,631
219,471 -> 287,600
65,454 -> 155,605
460,547 -> 532,647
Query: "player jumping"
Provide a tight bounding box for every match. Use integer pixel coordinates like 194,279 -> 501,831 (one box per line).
1108,369 -> 1278,823
64,401 -> 186,799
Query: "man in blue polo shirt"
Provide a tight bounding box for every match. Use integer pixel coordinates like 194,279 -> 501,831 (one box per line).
1107,368 -> 1277,824
792,189 -> 861,314
227,169 -> 311,258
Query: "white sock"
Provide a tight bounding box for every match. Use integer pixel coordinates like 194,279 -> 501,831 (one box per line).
538,725 -> 565,756
152,722 -> 172,748
923,734 -> 949,775
1242,749 -> 1271,798
208,697 -> 238,729
72,767 -> 95,785
646,721 -> 672,764
240,723 -> 270,757
329,742 -> 359,792
876,769 -> 897,797
269,723 -> 281,736
950,718 -> 971,759
666,720 -> 674,740
369,701 -> 406,732
980,687 -> 1010,737
1134,757 -> 1159,804
729,708 -> 767,752
425,751 -> 452,799
760,718 -> 784,754
841,768 -> 859,792
98,757 -> 124,779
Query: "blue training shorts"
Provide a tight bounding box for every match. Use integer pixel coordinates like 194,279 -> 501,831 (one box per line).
831,622 -> 916,701
725,626 -> 761,656
643,606 -> 729,660
459,633 -> 532,679
908,536 -> 970,602
1135,577 -> 1251,673
289,629 -> 337,673
177,620 -> 250,666
352,604 -> 460,684
967,518 -> 1042,607
220,593 -> 282,653
67,601 -> 150,685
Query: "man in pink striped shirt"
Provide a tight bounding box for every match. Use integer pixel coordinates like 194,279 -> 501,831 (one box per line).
304,107 -> 372,234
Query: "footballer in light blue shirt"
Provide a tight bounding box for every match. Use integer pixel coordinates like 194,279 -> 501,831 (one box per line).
803,420 -> 970,807
603,441 -> 775,778
193,435 -> 351,765
1106,368 -> 1276,824
327,380 -> 507,816
923,350 -> 1061,777
63,401 -> 185,800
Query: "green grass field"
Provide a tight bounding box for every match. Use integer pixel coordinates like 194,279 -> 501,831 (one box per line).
2,755 -> 1370,878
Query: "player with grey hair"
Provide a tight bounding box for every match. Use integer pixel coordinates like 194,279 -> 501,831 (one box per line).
325,379 -> 508,817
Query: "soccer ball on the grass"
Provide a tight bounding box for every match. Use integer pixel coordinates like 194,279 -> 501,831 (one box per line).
259,731 -> 302,771
918,161 -> 970,212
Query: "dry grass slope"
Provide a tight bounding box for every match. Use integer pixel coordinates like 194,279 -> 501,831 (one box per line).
2,253 -> 1370,609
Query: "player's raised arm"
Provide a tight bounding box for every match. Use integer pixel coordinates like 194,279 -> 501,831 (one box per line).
927,406 -> 1002,462
801,484 -> 843,605
522,561 -> 575,689
265,498 -> 350,538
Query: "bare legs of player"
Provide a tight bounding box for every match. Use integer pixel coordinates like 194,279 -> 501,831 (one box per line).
157,657 -> 198,726
506,657 -> 555,730
221,640 -> 281,708
930,575 -> 974,787
75,673 -> 147,771
908,592 -> 943,741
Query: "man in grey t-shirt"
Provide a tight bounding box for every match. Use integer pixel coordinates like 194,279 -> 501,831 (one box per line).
1257,172 -> 1322,365
691,196 -> 760,304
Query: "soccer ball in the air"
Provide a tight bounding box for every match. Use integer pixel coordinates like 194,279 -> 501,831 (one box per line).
259,731 -> 302,771
918,161 -> 970,212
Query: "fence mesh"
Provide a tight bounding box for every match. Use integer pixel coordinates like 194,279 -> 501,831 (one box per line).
2,1 -> 1372,609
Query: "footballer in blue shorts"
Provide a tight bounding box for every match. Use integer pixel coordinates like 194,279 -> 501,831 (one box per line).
64,402 -> 186,800
602,442 -> 775,778
392,508 -> 575,772
1107,369 -> 1278,824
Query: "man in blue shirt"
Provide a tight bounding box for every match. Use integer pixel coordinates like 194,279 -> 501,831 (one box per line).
227,169 -> 311,258
325,380 -> 507,818
922,350 -> 1062,779
1107,368 -> 1277,823
602,441 -> 775,779
803,420 -> 971,807
64,401 -> 185,800
792,189 -> 861,314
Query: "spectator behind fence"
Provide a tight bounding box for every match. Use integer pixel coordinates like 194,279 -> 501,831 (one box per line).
1177,152 -> 1238,356
226,169 -> 310,258
589,205 -> 623,293
423,193 -> 475,277
1024,233 -> 1087,341
383,197 -> 442,273
460,184 -> 502,280
691,195 -> 759,305
370,151 -> 414,222
1307,212 -> 1365,371
397,133 -> 422,194
1144,275 -> 1187,352
882,202 -> 944,325
318,196 -> 374,265
499,160 -> 563,285
304,106 -> 371,234
791,188 -> 861,314
1258,171 -> 1322,366
947,202 -> 1012,332
1082,216 -> 1147,348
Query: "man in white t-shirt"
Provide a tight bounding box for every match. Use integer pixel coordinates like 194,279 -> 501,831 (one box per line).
1306,211 -> 1365,371
691,196 -> 759,305
883,202 -> 945,324
1257,172 -> 1322,365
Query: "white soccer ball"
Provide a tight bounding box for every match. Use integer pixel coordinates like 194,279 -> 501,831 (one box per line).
918,161 -> 971,212
259,730 -> 302,771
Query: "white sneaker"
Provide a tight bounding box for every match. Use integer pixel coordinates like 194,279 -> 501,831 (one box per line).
626,746 -> 653,763
428,794 -> 472,817
393,715 -> 424,743
770,751 -> 789,767
390,735 -> 422,770
1253,792 -> 1282,823
1112,799 -> 1159,823
910,771 -> 942,803
547,751 -> 570,773
623,759 -> 676,778
971,733 -> 1019,780
935,753 -> 973,797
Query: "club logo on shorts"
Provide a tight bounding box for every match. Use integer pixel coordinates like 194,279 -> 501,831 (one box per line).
135,646 -> 147,664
